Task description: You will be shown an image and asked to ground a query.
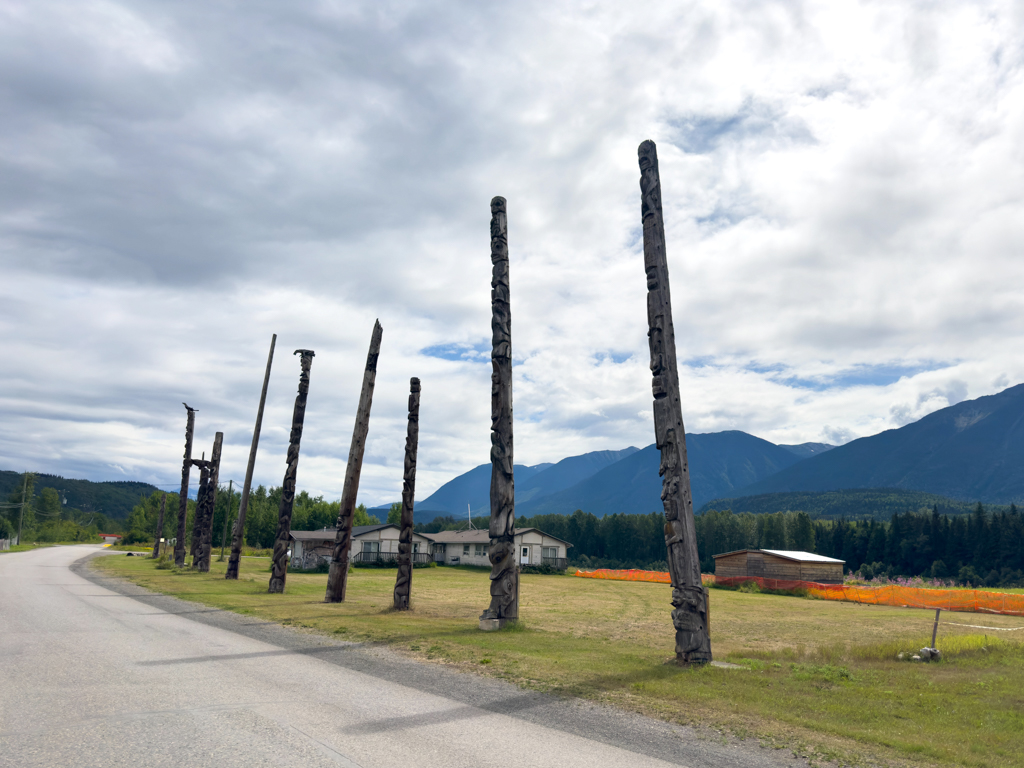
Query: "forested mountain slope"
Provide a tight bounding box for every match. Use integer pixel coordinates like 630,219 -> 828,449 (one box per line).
738,383 -> 1024,503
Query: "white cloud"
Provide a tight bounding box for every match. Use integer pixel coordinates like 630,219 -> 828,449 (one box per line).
2,0 -> 1024,504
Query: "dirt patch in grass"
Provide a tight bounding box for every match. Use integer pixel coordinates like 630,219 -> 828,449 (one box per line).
95,554 -> 1024,768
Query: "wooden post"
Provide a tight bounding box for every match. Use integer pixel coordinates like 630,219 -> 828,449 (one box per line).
931,608 -> 941,648
193,432 -> 223,573
174,404 -> 196,567
480,196 -> 518,630
219,479 -> 234,561
269,350 -> 315,593
151,493 -> 167,558
638,140 -> 711,664
704,586 -> 711,638
393,378 -> 421,610
227,334 -> 276,579
325,321 -> 383,603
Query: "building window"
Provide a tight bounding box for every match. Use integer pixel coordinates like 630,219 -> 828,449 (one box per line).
463,544 -> 470,555
362,541 -> 380,554
475,543 -> 487,557
542,547 -> 557,559
413,542 -> 419,553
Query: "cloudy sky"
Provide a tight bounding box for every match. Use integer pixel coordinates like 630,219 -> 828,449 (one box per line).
2,0 -> 1023,505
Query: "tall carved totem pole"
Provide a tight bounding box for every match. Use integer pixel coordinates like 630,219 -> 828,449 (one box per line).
227,333 -> 277,579
480,196 -> 518,630
325,321 -> 383,603
638,140 -> 712,664
268,350 -> 315,594
174,404 -> 196,567
393,377 -> 421,610
191,432 -> 223,573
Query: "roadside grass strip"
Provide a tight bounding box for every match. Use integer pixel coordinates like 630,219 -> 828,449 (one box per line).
96,554 -> 1024,768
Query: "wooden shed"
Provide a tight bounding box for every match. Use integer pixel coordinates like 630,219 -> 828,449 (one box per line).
713,549 -> 845,584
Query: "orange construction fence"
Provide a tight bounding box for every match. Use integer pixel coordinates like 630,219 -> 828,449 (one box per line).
575,569 -> 1024,616
573,568 -> 712,586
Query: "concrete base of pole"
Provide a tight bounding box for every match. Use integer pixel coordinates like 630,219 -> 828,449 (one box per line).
479,618 -> 515,631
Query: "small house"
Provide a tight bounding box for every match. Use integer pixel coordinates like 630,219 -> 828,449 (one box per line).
423,528 -> 571,570
289,524 -> 434,569
712,549 -> 845,584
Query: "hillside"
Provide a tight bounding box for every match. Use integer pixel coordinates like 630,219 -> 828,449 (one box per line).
699,488 -> 1000,520
415,462 -> 553,517
0,470 -> 162,520
778,442 -> 835,459
738,383 -> 1024,504
517,431 -> 804,518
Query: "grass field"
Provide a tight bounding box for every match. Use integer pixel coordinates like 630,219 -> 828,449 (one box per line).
95,555 -> 1024,768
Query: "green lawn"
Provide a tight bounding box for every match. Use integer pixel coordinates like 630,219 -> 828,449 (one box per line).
95,555 -> 1024,768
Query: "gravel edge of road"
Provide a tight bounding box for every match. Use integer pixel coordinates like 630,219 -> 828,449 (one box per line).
75,550 -> 813,768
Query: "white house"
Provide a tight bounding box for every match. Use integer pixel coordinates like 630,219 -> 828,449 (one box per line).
289,524 -> 434,569
422,528 -> 571,569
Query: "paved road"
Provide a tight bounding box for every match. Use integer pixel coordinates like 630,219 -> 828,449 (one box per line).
0,546 -> 807,768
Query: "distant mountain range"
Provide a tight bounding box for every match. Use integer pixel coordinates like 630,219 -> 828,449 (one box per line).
12,383 -> 1024,525
415,431 -> 832,521
736,383 -> 1024,502
411,382 -> 1024,522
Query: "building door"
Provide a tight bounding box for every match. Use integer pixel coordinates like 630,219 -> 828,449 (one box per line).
520,546 -> 529,565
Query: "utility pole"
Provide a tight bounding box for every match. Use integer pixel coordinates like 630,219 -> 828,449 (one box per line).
17,473 -> 28,545
219,479 -> 234,561
227,333 -> 277,579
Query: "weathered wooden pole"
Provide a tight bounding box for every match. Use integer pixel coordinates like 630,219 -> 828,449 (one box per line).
480,196 -> 517,630
174,404 -> 196,567
193,432 -> 223,573
638,140 -> 711,665
218,479 -> 234,561
191,462 -> 211,567
227,334 -> 277,579
268,350 -> 315,593
393,377 -> 421,610
325,321 -> 383,603
151,493 -> 167,558
200,433 -> 223,571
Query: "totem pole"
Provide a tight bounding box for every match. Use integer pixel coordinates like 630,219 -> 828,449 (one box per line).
638,140 -> 711,664
191,460 -> 212,566
151,493 -> 167,558
227,334 -> 276,579
268,350 -> 315,593
192,432 -> 223,573
325,321 -> 383,603
393,377 -> 421,610
480,196 -> 517,630
174,404 -> 196,567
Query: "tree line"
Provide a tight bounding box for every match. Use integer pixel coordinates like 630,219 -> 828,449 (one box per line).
1,473 -> 122,543
121,486 -> 384,550
516,504 -> 1024,587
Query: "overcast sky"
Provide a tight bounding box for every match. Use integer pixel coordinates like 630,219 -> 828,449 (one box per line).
2,0 -> 1023,505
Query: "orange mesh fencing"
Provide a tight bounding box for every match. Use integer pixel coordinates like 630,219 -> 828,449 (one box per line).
575,569 -> 1024,616
574,568 -> 713,586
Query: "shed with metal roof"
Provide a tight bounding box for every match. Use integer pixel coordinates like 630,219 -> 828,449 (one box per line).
712,549 -> 845,584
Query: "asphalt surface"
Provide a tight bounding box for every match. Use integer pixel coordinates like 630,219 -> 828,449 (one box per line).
0,545 -> 810,767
